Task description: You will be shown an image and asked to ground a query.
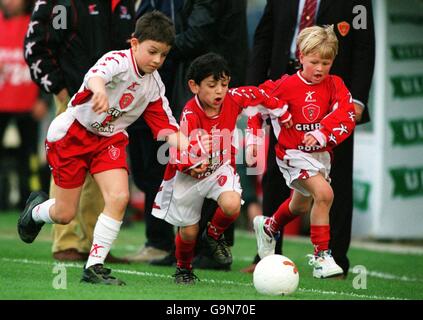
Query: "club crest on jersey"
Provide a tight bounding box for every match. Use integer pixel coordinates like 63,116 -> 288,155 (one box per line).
217,175 -> 227,186
108,146 -> 120,160
119,93 -> 134,109
302,104 -> 320,122
337,21 -> 350,37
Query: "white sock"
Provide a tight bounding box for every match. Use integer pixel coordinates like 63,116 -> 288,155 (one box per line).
85,213 -> 122,269
32,199 -> 55,224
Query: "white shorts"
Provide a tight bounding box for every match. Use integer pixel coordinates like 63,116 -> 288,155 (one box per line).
152,164 -> 243,227
276,149 -> 331,196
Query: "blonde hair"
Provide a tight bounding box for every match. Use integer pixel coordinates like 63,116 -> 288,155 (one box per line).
296,25 -> 338,60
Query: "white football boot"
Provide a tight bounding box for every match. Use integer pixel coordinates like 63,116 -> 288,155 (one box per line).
307,250 -> 344,279
253,216 -> 279,259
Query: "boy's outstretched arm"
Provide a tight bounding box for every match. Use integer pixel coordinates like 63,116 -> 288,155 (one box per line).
229,85 -> 291,123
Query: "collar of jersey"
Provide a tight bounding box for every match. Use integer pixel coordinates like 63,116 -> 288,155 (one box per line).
297,70 -> 315,85
130,48 -> 144,79
194,95 -> 220,119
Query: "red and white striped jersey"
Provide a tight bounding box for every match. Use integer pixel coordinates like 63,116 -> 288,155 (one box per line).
248,71 -> 356,160
51,48 -> 178,141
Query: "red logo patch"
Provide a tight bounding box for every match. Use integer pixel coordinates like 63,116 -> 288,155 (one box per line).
119,93 -> 134,109
299,169 -> 309,180
337,21 -> 350,37
302,104 -> 320,122
217,175 -> 227,187
108,146 -> 120,160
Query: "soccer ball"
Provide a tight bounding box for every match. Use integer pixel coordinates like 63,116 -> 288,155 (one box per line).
253,254 -> 299,296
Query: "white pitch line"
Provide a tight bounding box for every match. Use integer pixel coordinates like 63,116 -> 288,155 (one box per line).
298,288 -> 405,300
364,270 -> 423,283
1,257 -> 407,300
236,231 -> 423,255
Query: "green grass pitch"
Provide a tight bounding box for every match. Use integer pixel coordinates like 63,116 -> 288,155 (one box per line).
1,211 -> 422,300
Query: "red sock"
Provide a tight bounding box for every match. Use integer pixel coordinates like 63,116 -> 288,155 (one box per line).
310,224 -> 330,255
269,197 -> 299,233
175,232 -> 196,270
208,207 -> 239,240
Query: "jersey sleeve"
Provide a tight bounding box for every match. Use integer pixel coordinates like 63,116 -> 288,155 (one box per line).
24,1 -> 69,94
82,51 -> 130,87
246,114 -> 267,147
142,96 -> 179,140
309,76 -> 356,147
229,86 -> 291,122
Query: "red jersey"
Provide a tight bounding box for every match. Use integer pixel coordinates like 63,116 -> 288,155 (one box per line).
248,71 -> 356,160
168,86 -> 290,180
0,12 -> 38,112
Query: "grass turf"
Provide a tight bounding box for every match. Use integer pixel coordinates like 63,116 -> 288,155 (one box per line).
1,211 -> 422,300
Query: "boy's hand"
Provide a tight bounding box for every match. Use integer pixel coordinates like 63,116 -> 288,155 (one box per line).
246,144 -> 258,167
32,99 -> 49,121
354,102 -> 363,123
302,134 -> 318,147
284,119 -> 293,128
278,110 -> 293,128
91,91 -> 109,114
199,134 -> 212,154
189,161 -> 208,178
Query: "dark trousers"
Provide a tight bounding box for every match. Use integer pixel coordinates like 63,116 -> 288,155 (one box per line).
0,112 -> 41,210
127,119 -> 175,252
328,134 -> 354,275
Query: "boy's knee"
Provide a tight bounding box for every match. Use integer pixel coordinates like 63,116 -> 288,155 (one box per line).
314,188 -> 334,206
180,227 -> 198,242
220,194 -> 241,216
106,191 -> 129,209
53,208 -> 75,225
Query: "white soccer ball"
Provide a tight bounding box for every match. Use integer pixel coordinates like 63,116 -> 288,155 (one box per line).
253,254 -> 299,296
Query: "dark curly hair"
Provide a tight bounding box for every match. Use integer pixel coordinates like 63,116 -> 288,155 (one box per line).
187,52 -> 232,84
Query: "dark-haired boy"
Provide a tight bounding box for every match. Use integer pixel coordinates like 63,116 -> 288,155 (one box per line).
152,52 -> 291,284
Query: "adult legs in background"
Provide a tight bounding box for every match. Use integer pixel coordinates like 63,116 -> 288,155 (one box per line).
126,119 -> 175,262
328,134 -> 354,277
241,129 -> 291,272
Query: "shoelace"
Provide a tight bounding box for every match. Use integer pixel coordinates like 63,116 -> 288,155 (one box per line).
173,270 -> 200,282
216,238 -> 230,257
307,250 -> 332,267
92,265 -> 116,278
